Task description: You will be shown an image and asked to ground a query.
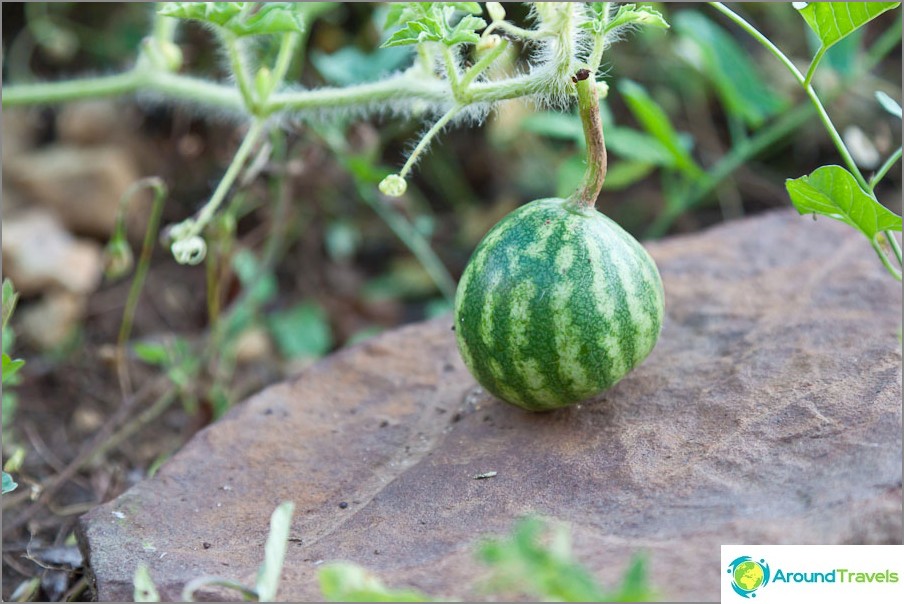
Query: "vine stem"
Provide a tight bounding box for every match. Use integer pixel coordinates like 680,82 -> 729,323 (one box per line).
569,71 -> 607,209
399,105 -> 462,179
185,119 -> 266,239
709,2 -> 902,274
116,178 -> 168,397
869,147 -> 903,192
708,3 -> 868,189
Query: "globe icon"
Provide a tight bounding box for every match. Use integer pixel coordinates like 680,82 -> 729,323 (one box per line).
733,560 -> 765,592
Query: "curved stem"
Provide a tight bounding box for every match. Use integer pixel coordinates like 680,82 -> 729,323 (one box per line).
399,105 -> 462,179
223,31 -> 256,110
442,46 -> 461,97
708,2 -> 868,190
269,31 -> 301,95
869,147 -> 902,191
186,120 -> 266,238
803,45 -> 827,88
568,72 -> 607,209
116,178 -> 168,397
871,237 -> 902,281
460,38 -> 510,91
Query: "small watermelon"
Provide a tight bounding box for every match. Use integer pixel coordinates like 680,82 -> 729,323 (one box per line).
453,197 -> 664,411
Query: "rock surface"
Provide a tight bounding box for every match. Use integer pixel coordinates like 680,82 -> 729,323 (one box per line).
78,210 -> 902,601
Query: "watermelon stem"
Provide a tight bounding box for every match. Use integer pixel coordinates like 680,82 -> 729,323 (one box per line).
569,71 -> 607,209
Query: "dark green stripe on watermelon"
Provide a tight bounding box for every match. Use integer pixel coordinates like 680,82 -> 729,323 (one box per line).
454,197 -> 664,411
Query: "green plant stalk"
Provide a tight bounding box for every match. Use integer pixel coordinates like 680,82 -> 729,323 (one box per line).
443,46 -> 461,97
870,147 -> 903,192
223,31 -> 257,110
399,105 -> 463,179
460,38 -> 510,90
116,178 -> 168,396
649,18 -> 903,237
346,162 -> 457,301
186,120 -> 267,239
267,31 -> 301,99
803,45 -> 827,89
2,43 -> 570,113
709,2 -> 902,272
587,4 -> 613,74
569,73 -> 607,209
871,237 -> 902,281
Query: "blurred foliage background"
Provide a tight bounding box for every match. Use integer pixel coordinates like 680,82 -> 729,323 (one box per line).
0,2 -> 901,601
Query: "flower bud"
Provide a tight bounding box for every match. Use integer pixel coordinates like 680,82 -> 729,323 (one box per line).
379,174 -> 408,197
103,237 -> 135,280
171,236 -> 207,265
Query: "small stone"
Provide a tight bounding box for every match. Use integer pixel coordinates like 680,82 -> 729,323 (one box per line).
233,327 -> 274,364
338,502 -> 348,509
19,291 -> 86,351
2,210 -> 102,296
6,144 -> 149,238
56,100 -> 130,146
202,542 -> 212,550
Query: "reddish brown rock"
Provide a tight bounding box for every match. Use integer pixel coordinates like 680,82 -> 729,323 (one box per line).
78,210 -> 902,601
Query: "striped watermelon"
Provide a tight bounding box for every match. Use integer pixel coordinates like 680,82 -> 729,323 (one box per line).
454,197 -> 664,411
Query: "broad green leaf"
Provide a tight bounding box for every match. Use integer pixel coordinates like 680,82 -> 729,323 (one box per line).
607,126 -> 674,167
158,2 -> 333,37
267,302 -> 332,360
381,2 -> 485,48
256,501 -> 294,602
674,12 -> 784,127
618,80 -> 704,178
134,564 -> 161,602
520,111 -> 585,144
2,279 -> 18,329
876,91 -> 902,119
786,165 -> 903,238
319,562 -> 432,602
2,471 -> 17,495
795,2 -> 900,50
582,3 -> 669,34
311,46 -> 411,86
1,353 -> 25,385
602,161 -> 657,191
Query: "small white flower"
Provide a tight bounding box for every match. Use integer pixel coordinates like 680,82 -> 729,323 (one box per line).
379,174 -> 407,197
171,236 -> 207,265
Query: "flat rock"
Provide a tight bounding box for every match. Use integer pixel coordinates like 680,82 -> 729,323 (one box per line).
78,210 -> 902,601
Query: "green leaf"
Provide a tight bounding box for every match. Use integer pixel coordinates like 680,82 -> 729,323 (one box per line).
795,2 -> 900,50
158,2 -> 332,37
618,79 -> 704,179
311,46 -> 412,86
583,3 -> 669,34
267,302 -> 332,360
602,161 -> 657,191
2,279 -> 18,330
134,564 -> 161,603
2,471 -> 17,495
319,562 -> 432,602
607,126 -> 675,167
133,342 -> 171,366
786,165 -> 903,238
520,111 -> 585,144
479,518 -> 607,602
876,91 -> 902,119
1,353 -> 25,385
381,2 -> 485,48
674,11 -> 785,127
256,501 -> 294,602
